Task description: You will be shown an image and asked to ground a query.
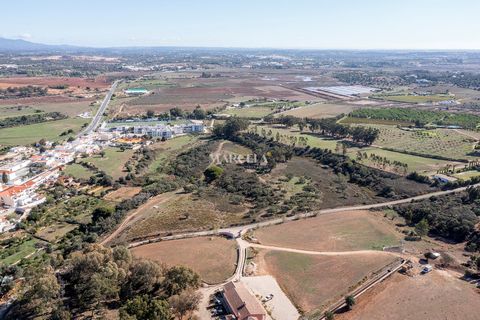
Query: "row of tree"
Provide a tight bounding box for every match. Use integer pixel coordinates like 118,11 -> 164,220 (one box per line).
0,112 -> 67,129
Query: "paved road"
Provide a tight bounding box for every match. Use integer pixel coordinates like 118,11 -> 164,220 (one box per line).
79,80 -> 120,136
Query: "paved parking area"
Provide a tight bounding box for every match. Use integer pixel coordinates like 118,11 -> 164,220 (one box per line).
242,275 -> 300,320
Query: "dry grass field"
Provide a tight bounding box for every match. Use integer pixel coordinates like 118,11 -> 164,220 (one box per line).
279,102 -> 359,119
255,249 -> 397,316
81,147 -> 136,179
117,192 -> 248,242
254,210 -> 402,252
336,270 -> 480,320
103,187 -> 142,202
131,236 -> 237,284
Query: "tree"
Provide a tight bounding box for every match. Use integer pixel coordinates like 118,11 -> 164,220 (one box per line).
121,260 -> 164,299
99,150 -> 106,158
192,106 -> 206,119
204,165 -> 224,183
345,295 -> 356,310
415,219 -> 430,238
146,110 -> 155,118
169,289 -> 202,320
169,107 -> 184,118
119,295 -> 171,320
213,117 -> 249,138
325,311 -> 335,320
10,266 -> 61,318
162,266 -> 200,296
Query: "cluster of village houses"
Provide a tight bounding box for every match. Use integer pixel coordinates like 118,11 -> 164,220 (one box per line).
99,119 -> 204,140
0,119 -> 205,232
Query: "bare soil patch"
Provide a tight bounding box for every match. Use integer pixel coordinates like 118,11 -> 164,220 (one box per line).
336,270 -> 480,320
254,210 -> 402,252
131,236 -> 237,284
255,249 -> 397,316
103,187 -> 142,202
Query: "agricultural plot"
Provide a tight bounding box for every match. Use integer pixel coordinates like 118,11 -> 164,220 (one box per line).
452,170 -> 480,180
249,125 -> 339,150
279,102 -> 358,119
118,75 -> 323,116
0,237 -> 39,266
346,147 -> 462,174
0,117 -> 88,146
372,93 -> 453,103
251,124 -> 461,175
103,187 -> 142,202
131,236 -> 237,284
0,105 -> 44,119
119,79 -> 176,91
254,210 -> 401,252
224,106 -> 275,119
336,271 -> 480,320
256,249 -> 397,316
81,147 -> 136,179
363,125 -> 477,160
32,100 -> 96,117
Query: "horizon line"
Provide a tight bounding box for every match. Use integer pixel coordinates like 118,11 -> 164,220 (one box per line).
3,37 -> 480,52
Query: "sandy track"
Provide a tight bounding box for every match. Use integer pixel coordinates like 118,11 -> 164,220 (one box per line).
100,190 -> 178,245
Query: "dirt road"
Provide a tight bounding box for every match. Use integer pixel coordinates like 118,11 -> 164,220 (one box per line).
100,190 -> 178,245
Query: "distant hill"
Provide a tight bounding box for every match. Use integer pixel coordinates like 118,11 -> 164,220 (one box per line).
0,37 -> 82,52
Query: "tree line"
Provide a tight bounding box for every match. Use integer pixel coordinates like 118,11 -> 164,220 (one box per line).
0,85 -> 48,99
349,107 -> 480,130
0,112 -> 67,129
266,115 -> 379,146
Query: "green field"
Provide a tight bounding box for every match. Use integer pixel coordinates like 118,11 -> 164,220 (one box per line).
224,106 -> 276,119
0,105 -> 44,119
0,238 -> 38,266
63,163 -> 94,180
148,135 -> 201,174
347,147 -> 460,174
453,170 -> 480,180
372,94 -> 453,103
362,124 -> 476,160
0,117 -> 88,146
81,147 -> 136,179
250,124 -> 464,174
341,116 -> 414,126
249,125 -> 339,150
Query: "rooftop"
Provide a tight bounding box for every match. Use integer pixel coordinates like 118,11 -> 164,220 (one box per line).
223,281 -> 266,320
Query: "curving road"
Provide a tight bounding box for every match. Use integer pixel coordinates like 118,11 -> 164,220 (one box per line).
79,80 -> 120,136
126,182 -> 480,249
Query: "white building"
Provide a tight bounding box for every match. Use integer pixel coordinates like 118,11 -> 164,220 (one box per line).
0,160 -> 32,182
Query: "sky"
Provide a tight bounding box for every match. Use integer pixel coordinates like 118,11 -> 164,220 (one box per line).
2,0 -> 480,49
